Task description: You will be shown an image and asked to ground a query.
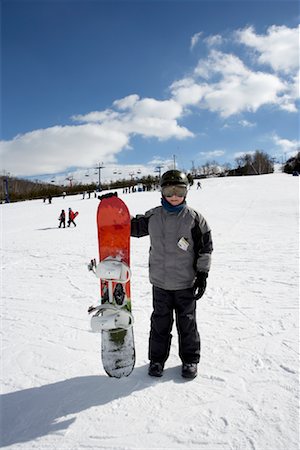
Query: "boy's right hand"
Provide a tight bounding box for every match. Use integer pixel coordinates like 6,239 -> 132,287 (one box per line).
193,272 -> 208,300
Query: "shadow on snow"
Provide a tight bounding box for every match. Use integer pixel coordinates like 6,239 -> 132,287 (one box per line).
0,364 -> 185,447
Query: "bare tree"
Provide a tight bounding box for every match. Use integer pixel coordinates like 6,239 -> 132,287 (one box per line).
234,151 -> 274,175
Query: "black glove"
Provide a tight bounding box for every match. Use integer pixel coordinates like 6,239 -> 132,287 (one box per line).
193,272 -> 208,300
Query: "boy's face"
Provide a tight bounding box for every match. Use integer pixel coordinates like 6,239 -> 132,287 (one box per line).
166,195 -> 185,206
162,184 -> 187,206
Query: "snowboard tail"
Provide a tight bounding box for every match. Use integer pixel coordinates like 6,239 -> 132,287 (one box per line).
101,328 -> 135,378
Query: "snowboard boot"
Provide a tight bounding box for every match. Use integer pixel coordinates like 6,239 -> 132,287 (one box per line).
148,361 -> 164,377
182,363 -> 198,379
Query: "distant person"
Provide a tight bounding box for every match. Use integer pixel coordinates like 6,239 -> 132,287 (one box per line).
197,181 -> 202,189
62,191 -> 66,199
58,209 -> 66,228
131,170 -> 213,379
67,208 -> 78,227
48,195 -> 52,204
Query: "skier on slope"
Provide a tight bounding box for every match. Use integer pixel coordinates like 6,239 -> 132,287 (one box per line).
58,209 -> 66,228
67,208 -> 77,227
130,170 -> 213,379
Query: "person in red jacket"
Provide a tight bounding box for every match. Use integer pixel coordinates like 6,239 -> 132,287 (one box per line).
67,208 -> 77,227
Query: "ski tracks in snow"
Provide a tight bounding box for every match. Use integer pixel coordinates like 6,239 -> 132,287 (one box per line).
190,175 -> 299,450
1,175 -> 299,450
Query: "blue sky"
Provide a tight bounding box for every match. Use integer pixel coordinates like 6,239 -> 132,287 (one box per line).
1,0 -> 299,183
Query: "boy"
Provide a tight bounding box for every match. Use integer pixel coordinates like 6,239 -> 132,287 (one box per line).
131,170 -> 213,379
58,209 -> 66,228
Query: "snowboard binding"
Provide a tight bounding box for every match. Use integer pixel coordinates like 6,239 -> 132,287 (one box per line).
88,257 -> 132,331
88,304 -> 134,332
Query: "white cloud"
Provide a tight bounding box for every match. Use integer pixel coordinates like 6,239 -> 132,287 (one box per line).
234,150 -> 256,159
199,150 -> 225,158
272,133 -> 300,157
122,116 -> 192,141
113,94 -> 140,110
236,25 -> 299,74
1,95 -> 193,176
238,120 -> 256,128
276,69 -> 300,112
209,71 -> 284,117
0,124 -> 129,176
1,24 -> 298,178
172,23 -> 299,116
191,32 -> 222,51
72,96 -> 192,141
194,50 -> 249,79
172,50 -> 287,116
72,109 -> 120,123
147,156 -> 175,170
203,34 -> 223,48
190,32 -> 202,50
170,78 -> 208,106
131,98 -> 183,120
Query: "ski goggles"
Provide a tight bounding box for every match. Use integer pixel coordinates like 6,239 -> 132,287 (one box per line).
161,185 -> 187,198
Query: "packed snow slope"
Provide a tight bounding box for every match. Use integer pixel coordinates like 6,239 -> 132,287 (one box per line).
1,173 -> 299,450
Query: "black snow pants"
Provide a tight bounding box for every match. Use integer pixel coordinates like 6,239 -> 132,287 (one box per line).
149,286 -> 201,365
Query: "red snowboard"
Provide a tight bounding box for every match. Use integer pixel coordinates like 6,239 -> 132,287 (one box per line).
96,194 -> 135,377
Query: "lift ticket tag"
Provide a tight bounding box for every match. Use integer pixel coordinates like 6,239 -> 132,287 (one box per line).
177,237 -> 189,251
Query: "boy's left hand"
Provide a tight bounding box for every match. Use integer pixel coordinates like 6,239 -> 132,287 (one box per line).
193,272 -> 208,300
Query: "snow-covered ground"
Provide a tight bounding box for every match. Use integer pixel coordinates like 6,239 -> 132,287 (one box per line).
1,173 -> 299,450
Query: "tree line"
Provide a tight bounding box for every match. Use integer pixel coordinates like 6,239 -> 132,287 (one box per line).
283,152 -> 300,174
0,174 -> 162,203
3,150 -> 293,203
192,150 -> 275,177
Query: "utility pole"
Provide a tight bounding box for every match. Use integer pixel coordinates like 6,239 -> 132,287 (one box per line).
173,154 -> 176,169
191,160 -> 195,176
95,162 -> 105,191
3,172 -> 10,203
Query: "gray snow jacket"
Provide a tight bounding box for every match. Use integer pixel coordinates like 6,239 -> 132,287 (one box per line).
131,204 -> 213,290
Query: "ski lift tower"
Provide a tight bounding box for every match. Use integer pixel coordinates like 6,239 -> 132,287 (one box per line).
65,175 -> 74,187
154,165 -> 164,178
95,162 -> 105,191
